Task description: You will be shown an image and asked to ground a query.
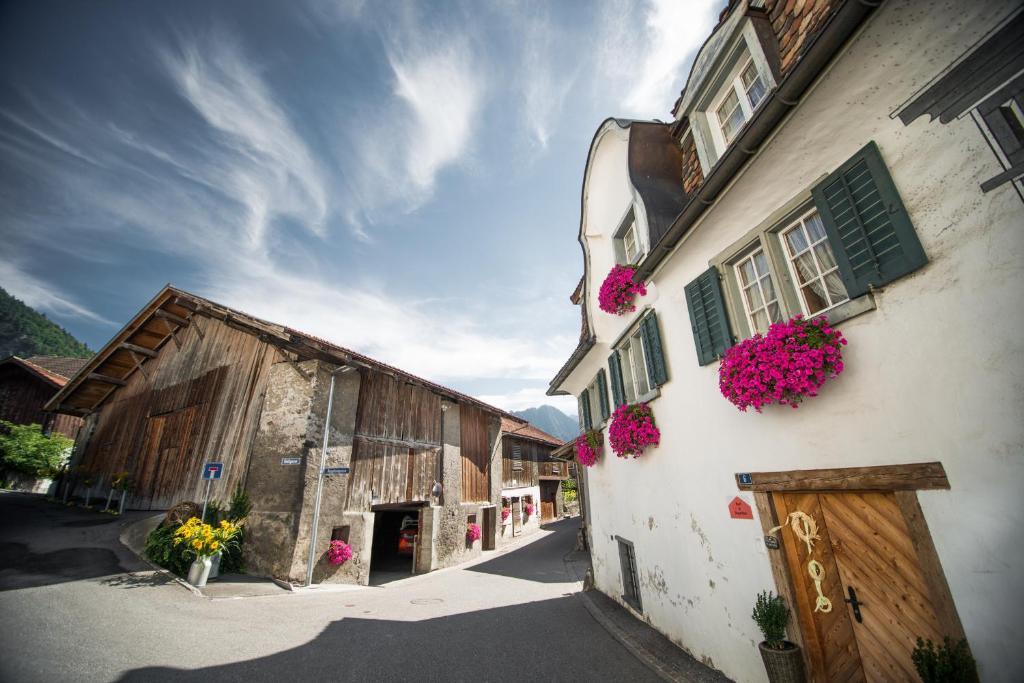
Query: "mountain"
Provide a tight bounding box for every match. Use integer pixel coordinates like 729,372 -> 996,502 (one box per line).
511,405 -> 579,442
0,286 -> 94,359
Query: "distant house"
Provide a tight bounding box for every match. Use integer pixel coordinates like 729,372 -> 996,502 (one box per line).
497,417 -> 567,543
0,355 -> 87,438
45,286 -> 519,585
548,1 -> 1022,681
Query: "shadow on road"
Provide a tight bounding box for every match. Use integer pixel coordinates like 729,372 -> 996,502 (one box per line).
100,571 -> 179,590
117,595 -> 660,683
0,541 -> 128,592
465,517 -> 580,584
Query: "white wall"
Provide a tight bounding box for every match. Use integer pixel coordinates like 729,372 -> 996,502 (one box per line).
562,2 -> 1024,681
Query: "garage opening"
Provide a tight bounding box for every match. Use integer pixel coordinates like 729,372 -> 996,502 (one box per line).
369,506 -> 422,585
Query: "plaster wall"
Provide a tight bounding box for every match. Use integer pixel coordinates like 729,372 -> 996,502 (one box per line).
497,483 -> 542,547
565,2 -> 1024,681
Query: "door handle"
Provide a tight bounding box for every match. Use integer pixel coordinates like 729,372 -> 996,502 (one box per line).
844,585 -> 865,623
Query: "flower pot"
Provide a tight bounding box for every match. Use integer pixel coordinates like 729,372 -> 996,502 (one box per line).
208,552 -> 223,580
758,641 -> 806,683
188,557 -> 213,587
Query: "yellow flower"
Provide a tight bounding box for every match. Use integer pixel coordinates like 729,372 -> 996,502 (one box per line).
211,541 -> 219,551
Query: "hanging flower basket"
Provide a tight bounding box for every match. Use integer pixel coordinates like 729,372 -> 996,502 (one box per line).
328,540 -> 353,566
719,315 -> 847,412
574,429 -> 603,468
598,265 -> 647,315
501,507 -> 510,522
524,503 -> 535,517
608,403 -> 660,458
466,523 -> 481,543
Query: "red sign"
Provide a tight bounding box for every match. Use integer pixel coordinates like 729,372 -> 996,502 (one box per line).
729,496 -> 753,519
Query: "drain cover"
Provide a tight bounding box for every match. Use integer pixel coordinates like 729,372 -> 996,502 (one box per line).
410,598 -> 444,605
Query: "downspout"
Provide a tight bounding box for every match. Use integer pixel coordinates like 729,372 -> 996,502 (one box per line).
305,364 -> 352,587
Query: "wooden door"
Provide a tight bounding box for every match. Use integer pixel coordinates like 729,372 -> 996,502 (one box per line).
481,506 -> 496,550
774,491 -> 945,683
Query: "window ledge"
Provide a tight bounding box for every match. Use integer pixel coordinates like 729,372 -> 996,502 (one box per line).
812,293 -> 875,327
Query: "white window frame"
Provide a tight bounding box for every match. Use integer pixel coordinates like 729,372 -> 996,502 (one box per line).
613,319 -> 656,404
733,246 -> 782,335
709,54 -> 768,154
779,209 -> 850,317
623,222 -> 641,264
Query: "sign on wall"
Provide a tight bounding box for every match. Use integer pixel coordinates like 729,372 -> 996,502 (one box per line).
728,496 -> 753,519
281,457 -> 302,465
202,462 -> 223,480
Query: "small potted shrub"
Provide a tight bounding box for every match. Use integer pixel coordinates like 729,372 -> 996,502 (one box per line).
328,540 -> 353,566
173,517 -> 241,587
524,503 -> 534,518
501,507 -> 511,523
912,637 -> 978,683
752,591 -> 805,683
466,522 -> 481,545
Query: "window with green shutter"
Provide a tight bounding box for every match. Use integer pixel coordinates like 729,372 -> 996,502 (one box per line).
811,142 -> 927,298
579,392 -> 592,431
596,369 -> 610,420
684,267 -> 733,365
640,312 -> 668,387
608,351 -> 626,408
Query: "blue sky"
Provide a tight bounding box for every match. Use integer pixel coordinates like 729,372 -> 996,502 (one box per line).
0,0 -> 716,415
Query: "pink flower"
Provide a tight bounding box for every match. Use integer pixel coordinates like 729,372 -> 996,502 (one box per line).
466,523 -> 481,542
718,315 -> 847,412
327,540 -> 353,566
575,429 -> 603,467
608,403 -> 660,458
524,503 -> 535,516
501,507 -> 510,521
598,265 -> 647,315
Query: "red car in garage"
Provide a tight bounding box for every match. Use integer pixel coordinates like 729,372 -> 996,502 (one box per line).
397,515 -> 418,556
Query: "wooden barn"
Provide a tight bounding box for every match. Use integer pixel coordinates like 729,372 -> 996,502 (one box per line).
498,417 -> 567,543
0,355 -> 86,439
45,286 -> 519,585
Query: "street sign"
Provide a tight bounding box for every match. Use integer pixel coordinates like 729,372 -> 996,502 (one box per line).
323,466 -> 350,476
281,457 -> 302,465
728,496 -> 753,519
202,462 -> 223,480
738,472 -> 753,485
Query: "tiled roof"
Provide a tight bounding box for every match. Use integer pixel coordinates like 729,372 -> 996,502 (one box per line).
24,356 -> 89,381
500,417 -> 565,447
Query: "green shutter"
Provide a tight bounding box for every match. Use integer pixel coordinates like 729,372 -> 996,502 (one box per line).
684,267 -> 733,366
579,391 -> 592,431
811,141 -> 927,298
640,312 -> 668,388
608,351 -> 626,408
596,369 -> 610,421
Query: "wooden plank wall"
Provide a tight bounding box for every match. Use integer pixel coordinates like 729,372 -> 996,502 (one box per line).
460,405 -> 490,502
501,437 -> 565,489
0,366 -> 83,439
348,370 -> 442,508
74,316 -> 282,509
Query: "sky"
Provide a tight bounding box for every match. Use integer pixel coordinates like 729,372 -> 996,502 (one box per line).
0,0 -> 717,416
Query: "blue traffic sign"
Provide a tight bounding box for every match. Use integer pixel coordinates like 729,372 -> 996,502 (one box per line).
203,462 -> 224,480
323,467 -> 350,476
738,472 -> 753,485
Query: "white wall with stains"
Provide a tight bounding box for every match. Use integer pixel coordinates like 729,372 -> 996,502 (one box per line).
560,1 -> 1024,681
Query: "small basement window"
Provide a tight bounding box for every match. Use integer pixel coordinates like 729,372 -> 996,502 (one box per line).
617,537 -> 642,612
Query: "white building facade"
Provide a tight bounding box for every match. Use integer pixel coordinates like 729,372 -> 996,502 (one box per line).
549,1 -> 1024,682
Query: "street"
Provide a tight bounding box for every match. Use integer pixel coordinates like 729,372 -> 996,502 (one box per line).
0,492 -> 660,682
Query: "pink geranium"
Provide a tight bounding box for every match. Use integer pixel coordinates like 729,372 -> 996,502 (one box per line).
574,429 -> 603,467
608,403 -> 660,458
524,503 -> 535,517
501,507 -> 510,521
466,523 -> 481,543
718,315 -> 847,412
598,265 -> 647,315
327,540 -> 353,566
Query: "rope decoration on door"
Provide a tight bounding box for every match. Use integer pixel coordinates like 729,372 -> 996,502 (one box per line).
769,511 -> 833,614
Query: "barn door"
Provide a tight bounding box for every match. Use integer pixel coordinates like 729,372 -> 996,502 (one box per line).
774,491 -> 945,682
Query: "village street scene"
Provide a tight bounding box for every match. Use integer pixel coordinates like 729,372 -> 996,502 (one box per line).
0,1 -> 1021,682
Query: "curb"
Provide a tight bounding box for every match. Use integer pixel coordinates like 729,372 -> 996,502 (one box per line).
578,589 -> 684,683
118,513 -> 205,598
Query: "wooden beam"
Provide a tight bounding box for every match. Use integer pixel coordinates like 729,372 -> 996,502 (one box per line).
735,462 -> 949,492
127,350 -> 150,381
153,309 -> 189,327
354,433 -> 442,451
119,342 -> 157,358
190,315 -> 205,340
160,317 -> 182,350
87,373 -> 127,386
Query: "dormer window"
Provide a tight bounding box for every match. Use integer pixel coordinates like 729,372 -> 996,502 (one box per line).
623,222 -> 640,264
711,51 -> 768,149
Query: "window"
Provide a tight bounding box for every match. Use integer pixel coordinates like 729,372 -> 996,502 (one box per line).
685,141 -> 927,364
711,54 -> 768,149
780,210 -> 849,316
734,248 -> 782,334
607,312 -> 668,408
579,370 -> 610,430
511,443 -> 523,472
617,537 -> 642,612
623,222 -> 641,264
613,209 -> 646,265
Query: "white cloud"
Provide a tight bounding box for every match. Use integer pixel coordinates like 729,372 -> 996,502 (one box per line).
0,257 -> 116,327
519,14 -> 574,149
599,0 -> 718,119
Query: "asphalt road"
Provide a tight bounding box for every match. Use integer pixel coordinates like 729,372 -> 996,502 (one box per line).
0,492 -> 660,682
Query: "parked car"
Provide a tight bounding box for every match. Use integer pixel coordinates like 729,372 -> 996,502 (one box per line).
397,515 -> 418,555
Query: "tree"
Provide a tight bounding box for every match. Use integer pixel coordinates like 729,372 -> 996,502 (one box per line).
0,421 -> 73,478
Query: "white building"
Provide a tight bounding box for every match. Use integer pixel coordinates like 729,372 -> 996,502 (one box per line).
548,1 -> 1024,681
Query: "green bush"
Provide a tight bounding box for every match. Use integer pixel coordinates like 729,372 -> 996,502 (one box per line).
752,590 -> 790,650
912,637 -> 978,683
0,421 -> 72,478
144,522 -> 191,577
